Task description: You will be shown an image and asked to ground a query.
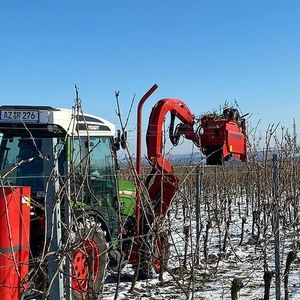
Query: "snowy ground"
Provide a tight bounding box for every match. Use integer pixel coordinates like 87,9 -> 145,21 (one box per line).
100,195 -> 300,299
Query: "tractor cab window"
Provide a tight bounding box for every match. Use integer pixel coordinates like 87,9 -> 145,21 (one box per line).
16,138 -> 44,191
89,137 -> 117,204
0,135 -> 65,196
70,136 -> 118,230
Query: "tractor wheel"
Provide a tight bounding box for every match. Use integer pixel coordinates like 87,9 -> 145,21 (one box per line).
71,221 -> 108,300
152,233 -> 170,273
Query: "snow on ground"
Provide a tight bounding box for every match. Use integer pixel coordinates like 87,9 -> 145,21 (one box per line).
101,194 -> 300,299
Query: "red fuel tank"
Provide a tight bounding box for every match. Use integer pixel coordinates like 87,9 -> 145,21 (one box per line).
0,186 -> 31,300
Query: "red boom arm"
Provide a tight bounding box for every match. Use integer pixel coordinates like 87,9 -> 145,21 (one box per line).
146,98 -> 199,217
131,95 -> 247,271
145,99 -> 247,218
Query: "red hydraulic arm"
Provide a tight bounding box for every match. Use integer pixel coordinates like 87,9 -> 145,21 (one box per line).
146,98 -> 200,217
131,94 -> 247,271
145,99 -> 248,218
130,98 -> 199,266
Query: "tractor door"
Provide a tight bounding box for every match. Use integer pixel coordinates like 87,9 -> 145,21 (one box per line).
69,135 -> 120,238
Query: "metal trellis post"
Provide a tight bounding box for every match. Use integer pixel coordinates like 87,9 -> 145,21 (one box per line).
273,154 -> 281,300
195,164 -> 201,265
46,139 -> 66,300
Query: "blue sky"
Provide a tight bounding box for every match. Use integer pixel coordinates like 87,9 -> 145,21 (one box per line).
0,1 -> 299,154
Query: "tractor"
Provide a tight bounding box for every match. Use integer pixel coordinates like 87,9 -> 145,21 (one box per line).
0,85 -> 247,299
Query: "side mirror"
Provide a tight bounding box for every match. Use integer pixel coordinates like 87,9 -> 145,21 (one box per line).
120,131 -> 127,149
114,130 -> 127,150
114,129 -> 121,151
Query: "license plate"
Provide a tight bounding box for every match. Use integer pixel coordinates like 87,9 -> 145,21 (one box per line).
0,110 -> 39,122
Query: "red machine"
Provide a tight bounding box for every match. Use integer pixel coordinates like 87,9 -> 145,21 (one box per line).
145,98 -> 247,218
133,88 -> 247,275
200,108 -> 247,165
0,187 -> 31,300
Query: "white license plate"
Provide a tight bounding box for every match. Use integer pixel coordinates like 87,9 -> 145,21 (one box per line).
0,110 -> 39,122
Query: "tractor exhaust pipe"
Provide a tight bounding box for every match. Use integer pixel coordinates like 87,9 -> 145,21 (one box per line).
136,84 -> 158,176
135,83 -> 158,243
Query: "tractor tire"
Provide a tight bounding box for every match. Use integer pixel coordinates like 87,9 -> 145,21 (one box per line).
71,220 -> 108,300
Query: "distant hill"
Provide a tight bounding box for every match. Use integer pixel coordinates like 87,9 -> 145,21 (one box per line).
118,152 -> 204,167
118,149 -> 300,168
164,152 -> 203,165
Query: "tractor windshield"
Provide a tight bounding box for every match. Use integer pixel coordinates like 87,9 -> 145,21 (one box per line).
0,135 -> 64,195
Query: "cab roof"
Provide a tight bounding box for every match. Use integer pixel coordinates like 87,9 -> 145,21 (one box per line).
0,105 -> 115,137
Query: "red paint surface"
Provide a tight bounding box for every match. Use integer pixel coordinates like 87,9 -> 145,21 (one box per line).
0,186 -> 31,300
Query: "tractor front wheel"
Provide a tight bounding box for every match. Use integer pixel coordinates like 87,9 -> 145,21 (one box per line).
71,222 -> 108,299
